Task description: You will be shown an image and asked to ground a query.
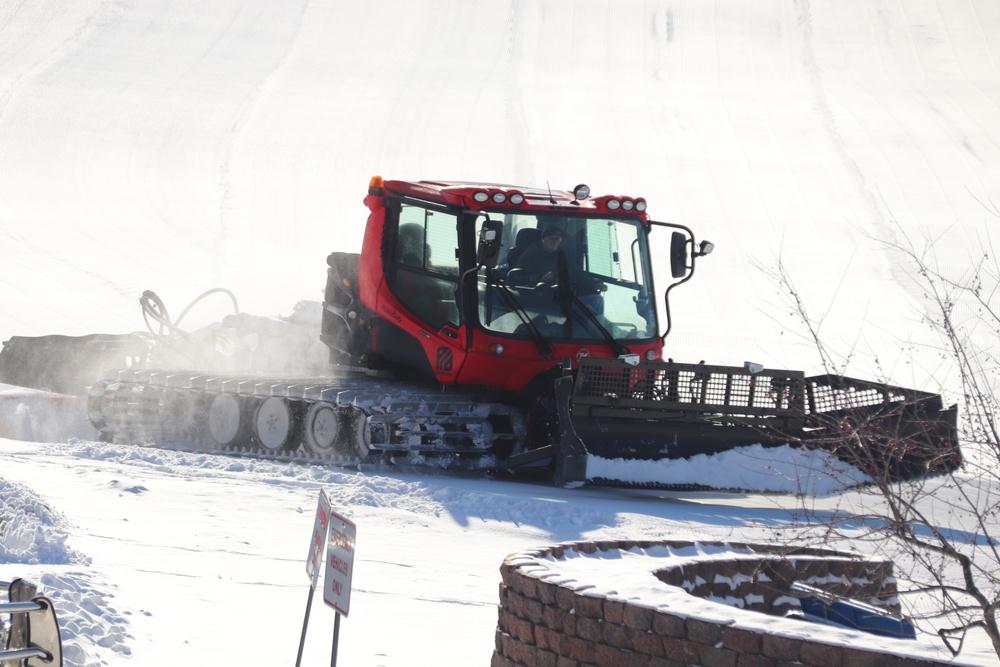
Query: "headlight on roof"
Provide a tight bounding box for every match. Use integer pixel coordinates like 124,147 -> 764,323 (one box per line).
607,199 -> 621,210
473,191 -> 489,203
492,192 -> 506,204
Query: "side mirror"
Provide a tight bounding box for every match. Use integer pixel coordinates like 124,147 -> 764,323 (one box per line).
477,218 -> 504,268
649,220 -> 712,343
670,231 -> 689,279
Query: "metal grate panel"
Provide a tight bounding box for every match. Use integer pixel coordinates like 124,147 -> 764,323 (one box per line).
573,358 -> 807,417
804,374 -> 941,415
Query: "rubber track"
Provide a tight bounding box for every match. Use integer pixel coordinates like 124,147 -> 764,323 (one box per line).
87,369 -> 524,469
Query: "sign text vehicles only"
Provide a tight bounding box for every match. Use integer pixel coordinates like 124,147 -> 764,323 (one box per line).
323,510 -> 357,617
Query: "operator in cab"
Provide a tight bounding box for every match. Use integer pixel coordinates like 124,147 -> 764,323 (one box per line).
514,224 -> 607,314
515,225 -> 564,286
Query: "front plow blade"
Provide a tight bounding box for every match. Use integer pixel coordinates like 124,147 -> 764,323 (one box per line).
802,374 -> 961,480
552,358 -> 960,488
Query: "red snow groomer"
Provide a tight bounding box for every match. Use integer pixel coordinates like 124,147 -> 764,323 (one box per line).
0,177 -> 961,488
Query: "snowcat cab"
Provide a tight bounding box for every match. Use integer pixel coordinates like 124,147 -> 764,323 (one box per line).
322,177 -> 703,392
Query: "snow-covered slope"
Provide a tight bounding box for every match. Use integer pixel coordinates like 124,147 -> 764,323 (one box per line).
2,0 -> 997,385
0,437 -> 986,666
1,1 -> 998,665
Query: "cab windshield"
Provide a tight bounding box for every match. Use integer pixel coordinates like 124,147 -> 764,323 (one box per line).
478,214 -> 656,342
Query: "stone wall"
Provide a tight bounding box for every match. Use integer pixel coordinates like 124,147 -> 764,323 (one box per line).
492,539 -> 963,667
657,550 -> 899,618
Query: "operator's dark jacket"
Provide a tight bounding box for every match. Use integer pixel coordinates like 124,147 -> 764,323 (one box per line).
515,245 -> 561,286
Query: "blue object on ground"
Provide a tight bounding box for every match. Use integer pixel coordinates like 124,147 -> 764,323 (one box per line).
791,582 -> 916,639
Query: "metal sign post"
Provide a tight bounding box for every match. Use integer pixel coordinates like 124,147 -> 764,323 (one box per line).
295,489 -> 332,667
323,509 -> 357,667
294,490 -> 357,667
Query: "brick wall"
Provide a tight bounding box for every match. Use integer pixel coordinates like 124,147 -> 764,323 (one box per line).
492,539 -> 960,667
657,551 -> 899,617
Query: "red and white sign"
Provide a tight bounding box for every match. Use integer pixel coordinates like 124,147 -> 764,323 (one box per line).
323,509 -> 357,617
306,489 -> 332,590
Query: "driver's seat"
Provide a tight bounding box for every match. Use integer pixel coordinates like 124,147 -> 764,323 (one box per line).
505,227 -> 541,270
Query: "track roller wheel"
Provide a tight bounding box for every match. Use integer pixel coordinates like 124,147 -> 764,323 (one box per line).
253,397 -> 302,452
207,393 -> 248,447
303,402 -> 339,457
87,381 -> 112,434
158,390 -> 201,442
303,403 -> 370,462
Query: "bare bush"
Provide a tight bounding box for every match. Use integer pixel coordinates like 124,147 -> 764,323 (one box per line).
767,218 -> 1000,659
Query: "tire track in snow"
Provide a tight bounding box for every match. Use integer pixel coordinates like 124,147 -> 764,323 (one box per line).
791,0 -> 942,321
214,0 -> 311,282
792,0 -> 890,236
0,0 -> 104,130
915,0 -> 1000,214
502,0 -> 536,183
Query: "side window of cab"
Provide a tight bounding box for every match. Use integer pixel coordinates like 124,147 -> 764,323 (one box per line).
387,204 -> 460,330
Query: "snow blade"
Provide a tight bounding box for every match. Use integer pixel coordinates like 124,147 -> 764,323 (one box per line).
801,374 -> 961,480
553,358 -> 961,488
0,334 -> 148,396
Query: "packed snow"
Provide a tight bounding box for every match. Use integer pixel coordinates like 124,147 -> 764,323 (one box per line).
1,0 -> 999,665
587,445 -> 871,495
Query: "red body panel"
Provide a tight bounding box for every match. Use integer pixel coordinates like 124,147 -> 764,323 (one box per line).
359,195 -> 386,307
456,334 -> 659,391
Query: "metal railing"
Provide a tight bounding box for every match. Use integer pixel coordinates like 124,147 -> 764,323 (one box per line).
0,579 -> 62,666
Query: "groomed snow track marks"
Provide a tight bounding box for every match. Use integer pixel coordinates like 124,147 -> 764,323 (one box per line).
87,369 -> 523,471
